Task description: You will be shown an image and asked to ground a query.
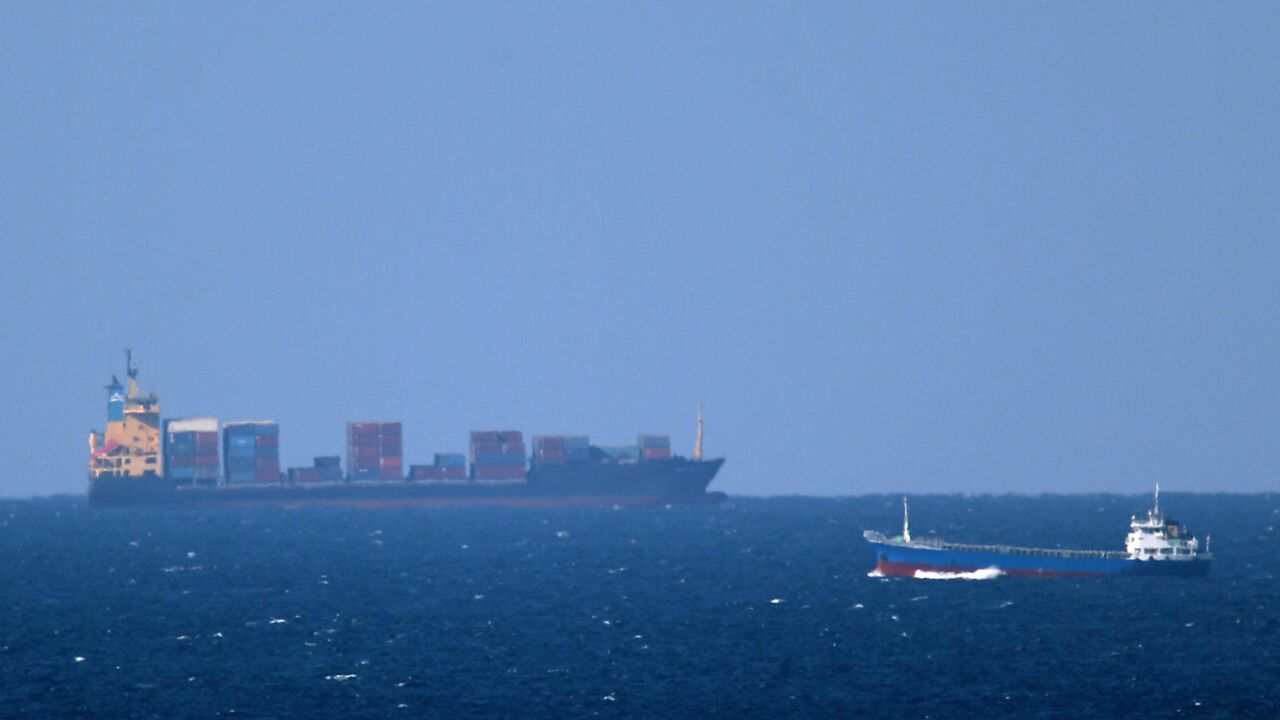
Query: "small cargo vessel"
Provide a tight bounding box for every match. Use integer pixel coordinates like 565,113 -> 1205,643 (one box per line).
864,487 -> 1211,578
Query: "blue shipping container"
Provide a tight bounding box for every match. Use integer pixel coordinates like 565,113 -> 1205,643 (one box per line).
228,435 -> 256,448
227,457 -> 255,472
255,423 -> 279,436
434,453 -> 466,467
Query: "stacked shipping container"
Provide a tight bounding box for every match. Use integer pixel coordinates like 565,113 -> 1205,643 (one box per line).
224,421 -> 280,483
409,453 -> 467,481
347,422 -> 403,480
287,456 -> 343,484
164,417 -> 220,485
531,435 -> 591,465
469,430 -> 526,480
638,434 -> 672,461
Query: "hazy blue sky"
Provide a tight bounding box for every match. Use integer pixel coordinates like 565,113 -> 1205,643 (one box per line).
3,2 -> 1277,497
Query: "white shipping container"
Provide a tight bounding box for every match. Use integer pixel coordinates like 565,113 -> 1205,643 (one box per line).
167,417 -> 218,433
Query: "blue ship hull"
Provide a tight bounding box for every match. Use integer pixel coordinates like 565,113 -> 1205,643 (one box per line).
868,540 -> 1211,578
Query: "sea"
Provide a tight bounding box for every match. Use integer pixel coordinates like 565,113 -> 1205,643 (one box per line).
1,493 -> 1277,719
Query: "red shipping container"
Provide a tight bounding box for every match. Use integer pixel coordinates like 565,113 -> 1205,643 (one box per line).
379,467 -> 403,480
538,449 -> 566,462
501,442 -> 526,454
349,422 -> 379,433
378,422 -> 402,436
473,442 -> 504,454
470,431 -> 500,444
353,445 -> 380,459
256,468 -> 280,482
642,447 -> 671,460
442,466 -> 466,478
380,456 -> 403,468
256,435 -> 278,447
169,455 -> 196,468
474,464 -> 525,480
195,454 -> 219,467
378,441 -> 403,454
353,459 -> 380,471
496,431 -> 523,443
535,436 -> 564,452
196,431 -> 219,443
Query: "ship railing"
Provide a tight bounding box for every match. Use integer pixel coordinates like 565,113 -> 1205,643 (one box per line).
864,530 -> 1127,560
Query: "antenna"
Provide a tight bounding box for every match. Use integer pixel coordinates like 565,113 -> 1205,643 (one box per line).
693,403 -> 704,461
1154,482 -> 1160,519
902,496 -> 911,542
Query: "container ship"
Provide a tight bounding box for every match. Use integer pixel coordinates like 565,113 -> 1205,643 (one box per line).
87,352 -> 725,509
863,488 -> 1211,578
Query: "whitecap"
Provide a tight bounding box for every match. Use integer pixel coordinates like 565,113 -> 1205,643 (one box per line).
270,618 -> 288,624
74,656 -> 86,663
866,569 -> 886,578
770,598 -> 783,604
326,674 -> 358,681
913,567 -> 1004,581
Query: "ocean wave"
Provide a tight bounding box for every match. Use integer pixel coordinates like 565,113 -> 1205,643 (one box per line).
913,567 -> 1004,581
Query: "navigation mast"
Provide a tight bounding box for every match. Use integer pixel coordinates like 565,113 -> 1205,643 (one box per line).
693,403 -> 704,461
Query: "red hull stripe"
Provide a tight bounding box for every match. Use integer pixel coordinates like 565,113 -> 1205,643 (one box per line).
875,560 -> 1108,579
175,496 -> 719,511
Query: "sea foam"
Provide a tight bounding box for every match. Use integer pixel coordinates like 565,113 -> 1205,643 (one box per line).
913,567 -> 1004,581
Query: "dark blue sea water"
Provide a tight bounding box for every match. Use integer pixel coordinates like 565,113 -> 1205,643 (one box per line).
2,494 -> 1277,719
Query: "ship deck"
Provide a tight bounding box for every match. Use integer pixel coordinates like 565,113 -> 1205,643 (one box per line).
863,530 -> 1128,560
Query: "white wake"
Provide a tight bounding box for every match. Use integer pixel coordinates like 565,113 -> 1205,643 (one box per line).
913,567 -> 1004,581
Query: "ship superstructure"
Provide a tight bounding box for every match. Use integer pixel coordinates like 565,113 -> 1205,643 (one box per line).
863,486 -> 1211,578
88,350 -> 162,481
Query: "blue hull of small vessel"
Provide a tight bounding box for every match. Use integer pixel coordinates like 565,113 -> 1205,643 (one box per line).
869,541 -> 1211,578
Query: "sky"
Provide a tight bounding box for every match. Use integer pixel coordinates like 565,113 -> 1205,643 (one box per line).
2,2 -> 1278,497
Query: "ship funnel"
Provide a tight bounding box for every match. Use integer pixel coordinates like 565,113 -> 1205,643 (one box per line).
902,496 -> 911,543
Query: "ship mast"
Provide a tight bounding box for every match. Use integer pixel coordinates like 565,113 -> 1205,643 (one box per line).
1154,482 -> 1160,521
693,403 -> 704,461
126,348 -> 139,398
902,496 -> 911,542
